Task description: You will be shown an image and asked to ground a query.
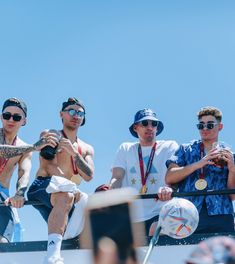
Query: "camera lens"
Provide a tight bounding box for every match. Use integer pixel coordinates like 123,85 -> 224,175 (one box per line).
40,146 -> 57,160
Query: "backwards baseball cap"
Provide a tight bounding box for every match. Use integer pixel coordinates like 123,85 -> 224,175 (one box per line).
129,108 -> 164,138
2,97 -> 27,117
61,97 -> 86,126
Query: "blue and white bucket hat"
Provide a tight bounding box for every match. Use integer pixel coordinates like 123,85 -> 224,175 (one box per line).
129,108 -> 164,138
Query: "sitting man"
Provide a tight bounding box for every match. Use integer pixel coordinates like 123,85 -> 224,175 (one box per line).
166,106 -> 235,234
110,108 -> 178,236
27,98 -> 94,264
0,97 -> 53,243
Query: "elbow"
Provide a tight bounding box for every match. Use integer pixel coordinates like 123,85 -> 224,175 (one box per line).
84,174 -> 93,182
83,177 -> 92,182
84,171 -> 94,182
165,172 -> 174,185
165,177 -> 171,185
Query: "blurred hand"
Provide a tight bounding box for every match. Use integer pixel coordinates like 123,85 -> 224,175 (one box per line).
95,237 -> 118,264
95,237 -> 139,264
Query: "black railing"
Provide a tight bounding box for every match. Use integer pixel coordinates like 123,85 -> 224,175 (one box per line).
1,188 -> 235,206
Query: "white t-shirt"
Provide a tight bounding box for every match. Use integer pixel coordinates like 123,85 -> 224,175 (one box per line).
112,140 -> 179,222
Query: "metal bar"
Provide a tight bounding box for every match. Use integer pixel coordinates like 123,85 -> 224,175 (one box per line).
1,188 -> 235,206
0,200 -> 43,207
139,188 -> 235,199
143,226 -> 162,264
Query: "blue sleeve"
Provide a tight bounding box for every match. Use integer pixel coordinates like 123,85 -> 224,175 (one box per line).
166,144 -> 186,168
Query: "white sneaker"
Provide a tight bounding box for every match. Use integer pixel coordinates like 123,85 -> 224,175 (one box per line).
43,256 -> 64,264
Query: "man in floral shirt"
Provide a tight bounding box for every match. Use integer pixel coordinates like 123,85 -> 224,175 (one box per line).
166,106 -> 235,233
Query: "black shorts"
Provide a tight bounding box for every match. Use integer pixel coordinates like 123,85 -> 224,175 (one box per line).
27,177 -> 53,222
27,176 -> 75,223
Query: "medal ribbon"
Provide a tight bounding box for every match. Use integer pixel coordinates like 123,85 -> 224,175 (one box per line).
138,142 -> 157,188
61,130 -> 82,175
0,135 -> 17,174
199,143 -> 206,180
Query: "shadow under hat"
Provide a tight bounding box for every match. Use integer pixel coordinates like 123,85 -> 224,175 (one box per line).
129,108 -> 164,138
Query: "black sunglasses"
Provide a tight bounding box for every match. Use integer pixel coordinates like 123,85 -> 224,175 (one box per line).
139,120 -> 158,127
63,109 -> 85,117
196,122 -> 217,130
2,112 -> 22,122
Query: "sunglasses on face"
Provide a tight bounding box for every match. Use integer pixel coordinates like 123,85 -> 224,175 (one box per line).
2,112 -> 22,122
63,109 -> 85,118
196,122 -> 218,130
139,120 -> 158,127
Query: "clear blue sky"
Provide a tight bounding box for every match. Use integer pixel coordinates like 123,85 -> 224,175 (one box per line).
1,1 -> 235,241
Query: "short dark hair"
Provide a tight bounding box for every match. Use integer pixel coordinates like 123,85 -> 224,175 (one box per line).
197,106 -> 222,122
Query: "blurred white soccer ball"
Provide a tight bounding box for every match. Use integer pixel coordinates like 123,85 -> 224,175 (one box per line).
159,198 -> 199,239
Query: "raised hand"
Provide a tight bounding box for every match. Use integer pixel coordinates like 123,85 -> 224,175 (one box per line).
58,138 -> 78,156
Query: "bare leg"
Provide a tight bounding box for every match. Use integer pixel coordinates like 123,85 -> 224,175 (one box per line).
44,192 -> 74,263
49,192 -> 74,234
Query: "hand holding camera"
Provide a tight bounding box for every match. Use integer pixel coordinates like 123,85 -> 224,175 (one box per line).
40,129 -> 61,160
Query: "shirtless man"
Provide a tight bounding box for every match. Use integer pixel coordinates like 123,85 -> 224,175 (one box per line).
27,97 -> 94,264
0,97 -> 52,243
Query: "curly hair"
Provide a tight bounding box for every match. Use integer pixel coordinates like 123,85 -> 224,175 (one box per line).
197,106 -> 222,122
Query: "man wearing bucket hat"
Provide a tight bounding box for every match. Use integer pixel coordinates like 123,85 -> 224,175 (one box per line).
110,108 -> 179,235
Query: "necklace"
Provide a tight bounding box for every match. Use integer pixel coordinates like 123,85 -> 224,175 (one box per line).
61,130 -> 82,174
195,143 -> 208,190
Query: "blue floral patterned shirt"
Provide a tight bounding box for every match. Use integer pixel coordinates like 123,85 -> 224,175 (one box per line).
166,140 -> 234,215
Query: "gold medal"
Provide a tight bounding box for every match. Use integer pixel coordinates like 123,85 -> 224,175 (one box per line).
195,179 -> 207,190
140,185 -> 148,194
71,174 -> 82,185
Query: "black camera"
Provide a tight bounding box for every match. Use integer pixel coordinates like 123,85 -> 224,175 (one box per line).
40,146 -> 58,160
40,129 -> 61,160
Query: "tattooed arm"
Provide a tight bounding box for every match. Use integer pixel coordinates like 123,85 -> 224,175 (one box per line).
59,138 -> 95,181
74,147 -> 94,181
0,138 -> 48,159
5,152 -> 32,208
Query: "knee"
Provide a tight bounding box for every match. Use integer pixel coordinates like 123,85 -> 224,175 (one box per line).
52,192 -> 74,211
